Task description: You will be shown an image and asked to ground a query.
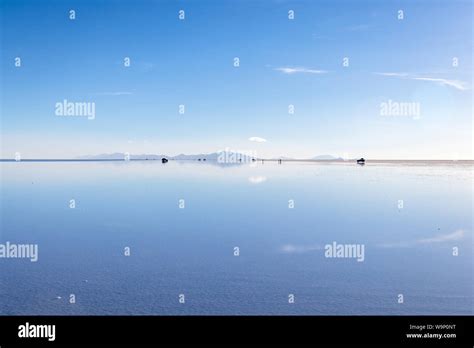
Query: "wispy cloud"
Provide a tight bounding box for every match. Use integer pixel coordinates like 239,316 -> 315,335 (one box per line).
248,176 -> 267,184
249,136 -> 267,143
275,67 -> 328,75
411,77 -> 468,91
376,72 -> 409,77
279,244 -> 322,254
378,229 -> 466,248
97,91 -> 133,96
417,229 -> 465,244
375,72 -> 469,91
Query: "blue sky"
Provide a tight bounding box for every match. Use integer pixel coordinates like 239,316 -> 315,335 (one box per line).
1,0 -> 472,159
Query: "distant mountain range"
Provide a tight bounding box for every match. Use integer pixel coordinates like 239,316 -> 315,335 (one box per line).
77,153 -> 167,160
77,153 -> 344,161
77,152 -> 250,161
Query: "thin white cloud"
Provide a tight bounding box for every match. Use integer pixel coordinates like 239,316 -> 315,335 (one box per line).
411,77 -> 468,91
97,91 -> 133,96
375,72 -> 468,91
375,72 -> 409,77
248,176 -> 267,184
417,229 -> 465,244
275,67 -> 328,75
280,244 -> 322,254
378,229 -> 466,248
249,136 -> 267,143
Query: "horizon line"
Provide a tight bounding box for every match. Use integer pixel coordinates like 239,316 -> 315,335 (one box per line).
1,158 -> 472,162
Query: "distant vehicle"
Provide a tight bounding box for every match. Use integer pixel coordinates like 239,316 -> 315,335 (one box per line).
162,158 -> 168,163
357,158 -> 365,165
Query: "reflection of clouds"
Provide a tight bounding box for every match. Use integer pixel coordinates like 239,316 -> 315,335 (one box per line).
418,229 -> 465,243
378,229 -> 466,248
280,244 -> 322,254
248,176 -> 267,184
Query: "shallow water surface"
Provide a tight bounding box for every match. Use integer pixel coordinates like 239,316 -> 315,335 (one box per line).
0,160 -> 472,315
